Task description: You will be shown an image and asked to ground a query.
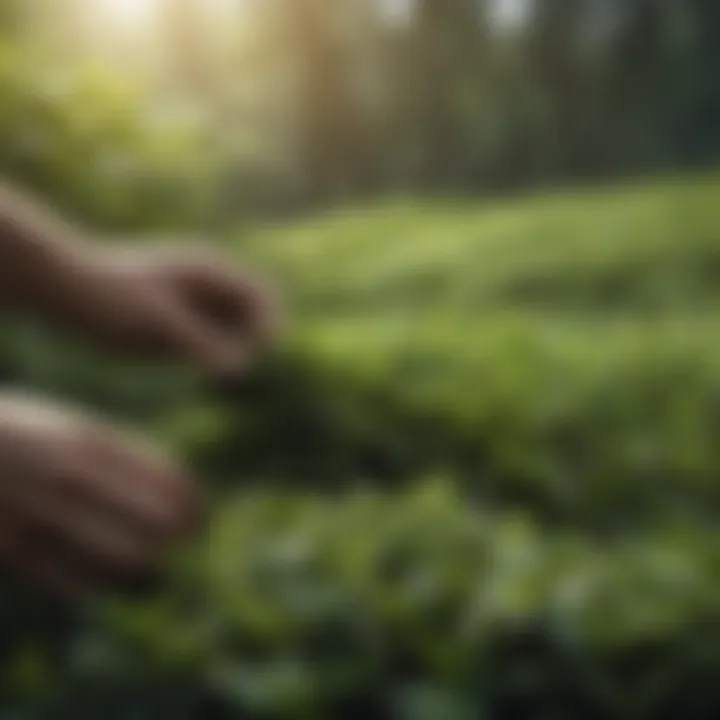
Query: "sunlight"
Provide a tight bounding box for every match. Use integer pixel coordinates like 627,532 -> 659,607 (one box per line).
492,0 -> 533,33
94,0 -> 159,31
90,0 -> 244,36
380,0 -> 415,28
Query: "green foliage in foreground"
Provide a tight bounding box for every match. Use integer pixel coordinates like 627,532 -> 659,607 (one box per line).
3,172 -> 720,717
3,482 -> 719,719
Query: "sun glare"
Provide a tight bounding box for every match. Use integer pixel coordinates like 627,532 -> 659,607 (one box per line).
95,0 -> 159,31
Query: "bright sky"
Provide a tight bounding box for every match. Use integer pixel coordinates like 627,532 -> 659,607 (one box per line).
94,0 -> 157,29
92,0 -> 242,32
491,0 -> 534,32
381,0 -> 415,26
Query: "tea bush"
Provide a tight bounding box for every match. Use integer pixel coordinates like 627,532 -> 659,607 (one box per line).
4,482 -> 719,719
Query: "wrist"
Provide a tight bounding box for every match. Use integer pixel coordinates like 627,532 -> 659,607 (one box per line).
1,230 -> 90,318
0,186 -> 92,317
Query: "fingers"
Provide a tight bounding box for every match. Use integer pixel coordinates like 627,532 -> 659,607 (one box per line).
159,251 -> 281,372
185,260 -> 280,342
149,299 -> 246,373
0,414 -> 203,599
58,244 -> 282,372
86,430 -> 205,540
0,514 -> 90,600
0,501 -> 167,600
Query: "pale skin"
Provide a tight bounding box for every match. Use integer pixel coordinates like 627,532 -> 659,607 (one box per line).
0,184 -> 279,597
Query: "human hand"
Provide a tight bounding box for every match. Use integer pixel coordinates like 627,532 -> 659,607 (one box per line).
0,392 -> 201,597
34,244 -> 279,373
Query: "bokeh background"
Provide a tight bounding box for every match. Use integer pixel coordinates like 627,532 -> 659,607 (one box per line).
1,0 -> 720,718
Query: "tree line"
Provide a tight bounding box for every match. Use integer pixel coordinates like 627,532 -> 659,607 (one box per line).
3,0 -> 720,215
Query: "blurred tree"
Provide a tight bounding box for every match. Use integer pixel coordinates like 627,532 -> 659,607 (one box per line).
603,0 -> 677,172
682,0 -> 720,161
6,0 -> 720,211
162,0 -> 218,103
527,0 -> 588,180
410,0 -> 488,188
283,0 -> 375,203
0,0 -> 19,37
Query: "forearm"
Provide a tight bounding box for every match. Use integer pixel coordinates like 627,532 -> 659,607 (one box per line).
0,183 -> 87,314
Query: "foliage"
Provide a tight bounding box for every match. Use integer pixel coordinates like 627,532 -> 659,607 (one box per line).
0,40 -> 211,230
153,0 -> 720,206
3,3 -> 720,716
8,0 -> 720,213
6,481 -> 719,719
187,173 -> 720,527
1,172 -> 720,717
